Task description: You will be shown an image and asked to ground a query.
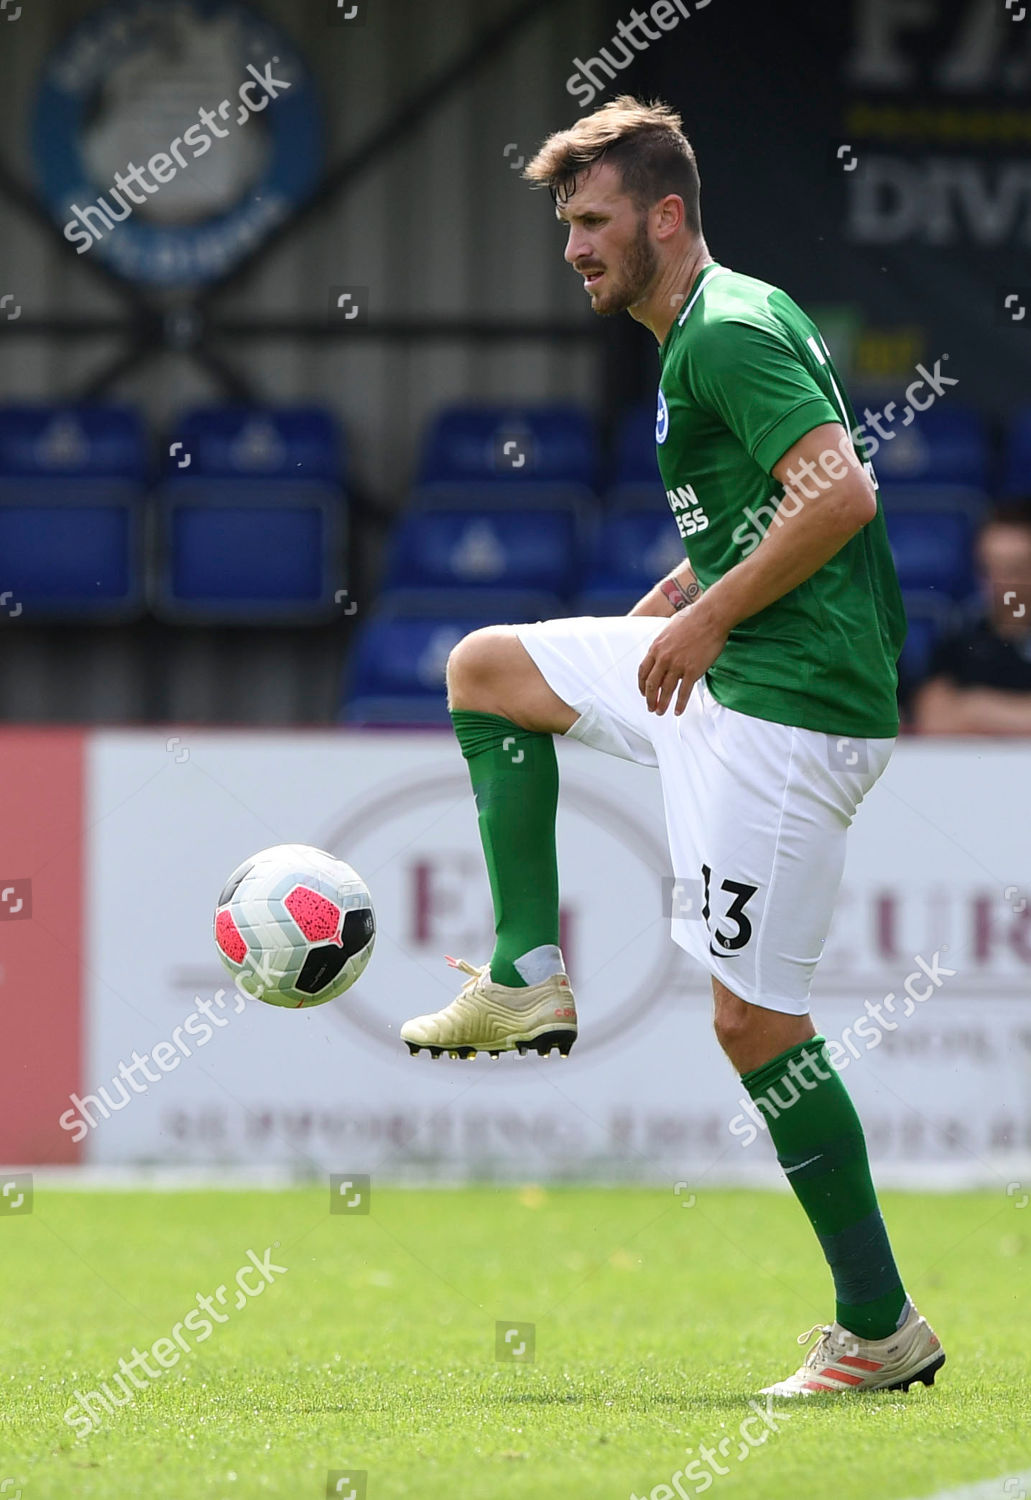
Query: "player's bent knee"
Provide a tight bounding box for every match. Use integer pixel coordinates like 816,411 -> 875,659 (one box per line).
447,625 -> 577,733
711,979 -> 816,1074
712,994 -> 753,1055
446,627 -> 513,711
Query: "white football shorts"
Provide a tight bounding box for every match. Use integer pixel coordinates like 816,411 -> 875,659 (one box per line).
514,615 -> 894,1016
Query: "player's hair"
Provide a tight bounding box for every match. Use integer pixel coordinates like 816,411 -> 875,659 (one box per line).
523,95 -> 702,234
982,499 -> 1031,535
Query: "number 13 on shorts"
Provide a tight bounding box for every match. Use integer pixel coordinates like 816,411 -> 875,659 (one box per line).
702,863 -> 760,957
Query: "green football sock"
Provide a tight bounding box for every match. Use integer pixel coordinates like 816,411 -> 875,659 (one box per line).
742,1037 -> 908,1341
450,709 -> 560,988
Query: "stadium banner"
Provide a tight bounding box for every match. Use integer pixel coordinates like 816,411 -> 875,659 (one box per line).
649,0 -> 1031,413
32,0 -> 323,287
72,729 -> 1031,1187
0,729 -> 85,1165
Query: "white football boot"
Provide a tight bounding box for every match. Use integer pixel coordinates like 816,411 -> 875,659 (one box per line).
400,956 -> 577,1059
761,1304 -> 945,1396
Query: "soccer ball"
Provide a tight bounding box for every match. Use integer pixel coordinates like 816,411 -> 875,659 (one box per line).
213,843 -> 375,1009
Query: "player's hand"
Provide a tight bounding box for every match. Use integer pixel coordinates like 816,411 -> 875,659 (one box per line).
637,603 -> 728,716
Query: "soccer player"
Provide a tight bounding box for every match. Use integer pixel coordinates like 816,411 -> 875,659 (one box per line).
400,96 -> 945,1396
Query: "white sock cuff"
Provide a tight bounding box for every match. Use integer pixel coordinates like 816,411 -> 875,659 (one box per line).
513,944 -> 565,986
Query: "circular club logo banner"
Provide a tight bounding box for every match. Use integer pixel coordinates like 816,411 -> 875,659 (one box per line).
33,0 -> 322,287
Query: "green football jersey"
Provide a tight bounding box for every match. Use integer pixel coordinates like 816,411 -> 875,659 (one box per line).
656,262 -> 907,738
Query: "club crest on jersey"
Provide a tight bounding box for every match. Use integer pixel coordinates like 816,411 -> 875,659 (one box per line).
655,388 -> 669,445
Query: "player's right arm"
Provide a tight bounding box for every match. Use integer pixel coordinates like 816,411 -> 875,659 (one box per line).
629,557 -> 704,618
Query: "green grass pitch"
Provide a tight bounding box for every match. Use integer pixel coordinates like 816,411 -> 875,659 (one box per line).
3,1187 -> 1027,1499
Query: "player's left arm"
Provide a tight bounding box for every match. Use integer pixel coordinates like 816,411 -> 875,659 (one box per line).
638,422 -> 876,715
629,556 -> 704,617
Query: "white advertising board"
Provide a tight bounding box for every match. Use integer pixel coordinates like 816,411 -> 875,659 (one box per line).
81,731 -> 1031,1185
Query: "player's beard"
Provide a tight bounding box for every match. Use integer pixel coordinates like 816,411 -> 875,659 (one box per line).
589,214 -> 659,316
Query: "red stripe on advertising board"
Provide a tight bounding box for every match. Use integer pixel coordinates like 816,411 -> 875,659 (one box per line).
0,729 -> 84,1163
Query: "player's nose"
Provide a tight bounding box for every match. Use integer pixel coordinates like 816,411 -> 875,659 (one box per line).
564,231 -> 587,267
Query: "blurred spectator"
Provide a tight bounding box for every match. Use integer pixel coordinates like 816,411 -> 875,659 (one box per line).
913,502 -> 1031,735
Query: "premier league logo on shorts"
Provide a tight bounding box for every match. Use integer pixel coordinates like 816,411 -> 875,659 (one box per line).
655,388 -> 669,445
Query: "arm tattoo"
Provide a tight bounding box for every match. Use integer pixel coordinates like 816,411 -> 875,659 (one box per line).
659,573 -> 703,613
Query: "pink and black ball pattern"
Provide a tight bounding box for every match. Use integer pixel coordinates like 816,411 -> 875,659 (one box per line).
213,844 -> 375,1008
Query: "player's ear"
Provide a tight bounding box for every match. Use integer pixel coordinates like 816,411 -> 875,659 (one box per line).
653,192 -> 686,241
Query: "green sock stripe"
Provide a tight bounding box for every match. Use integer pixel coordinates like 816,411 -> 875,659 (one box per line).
741,1036 -> 828,1097
816,1211 -> 904,1310
450,709 -> 542,761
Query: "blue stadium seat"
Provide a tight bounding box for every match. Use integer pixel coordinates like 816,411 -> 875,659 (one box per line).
604,482 -> 667,511
411,480 -> 594,515
154,407 -> 346,622
343,616 -> 470,726
569,585 -> 641,617
163,406 -> 342,481
900,591 -> 955,686
868,403 -> 987,502
417,405 -> 595,487
0,405 -> 147,619
1000,408 -> 1031,496
153,479 -> 344,623
382,507 -> 581,597
584,509 -> 684,592
613,399 -> 662,486
376,588 -> 564,621
0,404 -> 147,479
879,485 -> 986,524
885,509 -> 975,599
